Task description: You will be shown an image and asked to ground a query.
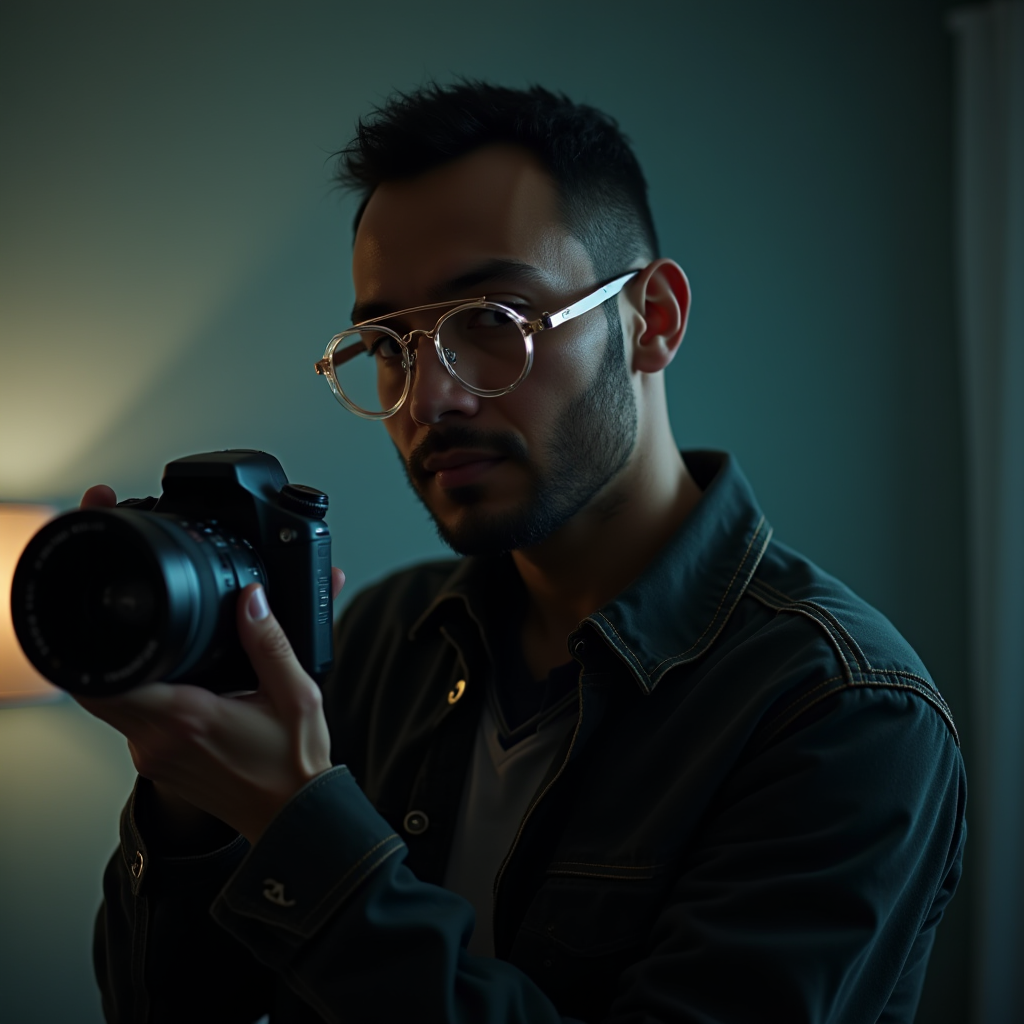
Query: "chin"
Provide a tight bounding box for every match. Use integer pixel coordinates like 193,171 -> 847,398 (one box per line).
431,494 -> 571,557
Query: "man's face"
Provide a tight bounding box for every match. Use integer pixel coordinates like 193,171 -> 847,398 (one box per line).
351,145 -> 638,555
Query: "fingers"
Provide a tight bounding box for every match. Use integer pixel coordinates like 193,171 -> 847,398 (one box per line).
81,484 -> 117,509
75,682 -> 213,749
237,584 -> 322,712
331,566 -> 346,601
236,583 -> 333,794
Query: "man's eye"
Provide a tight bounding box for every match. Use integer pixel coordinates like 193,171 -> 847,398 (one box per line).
466,306 -> 520,329
369,335 -> 403,359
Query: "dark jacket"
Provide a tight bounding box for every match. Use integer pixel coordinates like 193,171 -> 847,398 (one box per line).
95,451 -> 966,1023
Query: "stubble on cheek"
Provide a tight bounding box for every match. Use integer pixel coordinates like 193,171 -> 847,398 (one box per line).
388,309 -> 636,556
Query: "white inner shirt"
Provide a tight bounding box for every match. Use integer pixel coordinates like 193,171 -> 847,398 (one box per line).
441,691 -> 577,956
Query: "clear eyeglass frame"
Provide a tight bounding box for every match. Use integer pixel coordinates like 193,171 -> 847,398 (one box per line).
314,270 -> 639,420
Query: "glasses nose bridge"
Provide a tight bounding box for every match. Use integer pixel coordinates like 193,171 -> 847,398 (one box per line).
402,326 -> 438,346
400,323 -> 449,375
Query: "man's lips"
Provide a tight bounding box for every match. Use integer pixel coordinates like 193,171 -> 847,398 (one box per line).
420,450 -> 506,488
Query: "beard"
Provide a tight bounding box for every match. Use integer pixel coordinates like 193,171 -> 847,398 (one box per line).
401,314 -> 638,556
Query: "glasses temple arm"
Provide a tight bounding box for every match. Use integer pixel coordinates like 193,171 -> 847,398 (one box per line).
528,271 -> 639,333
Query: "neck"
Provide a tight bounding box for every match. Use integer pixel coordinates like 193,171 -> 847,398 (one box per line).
512,429 -> 701,680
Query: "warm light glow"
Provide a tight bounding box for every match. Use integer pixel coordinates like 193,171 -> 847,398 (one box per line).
0,504 -> 63,704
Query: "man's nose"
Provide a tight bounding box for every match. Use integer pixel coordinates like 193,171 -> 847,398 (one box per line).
405,332 -> 480,424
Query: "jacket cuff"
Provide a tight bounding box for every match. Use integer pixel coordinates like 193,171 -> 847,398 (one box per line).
210,766 -> 406,963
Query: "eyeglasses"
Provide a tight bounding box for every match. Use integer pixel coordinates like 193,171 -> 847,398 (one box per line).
314,270 -> 638,420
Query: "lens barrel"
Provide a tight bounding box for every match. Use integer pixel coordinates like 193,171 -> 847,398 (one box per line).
11,508 -> 266,696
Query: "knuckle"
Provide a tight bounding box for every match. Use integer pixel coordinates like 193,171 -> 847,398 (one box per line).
294,684 -> 324,717
172,711 -> 208,742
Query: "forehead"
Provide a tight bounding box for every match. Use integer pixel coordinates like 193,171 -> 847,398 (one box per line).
352,144 -> 593,307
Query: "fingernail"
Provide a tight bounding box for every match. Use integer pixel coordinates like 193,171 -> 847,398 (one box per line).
248,586 -> 270,621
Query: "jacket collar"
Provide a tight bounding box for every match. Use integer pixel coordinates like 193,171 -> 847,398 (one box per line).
410,452 -> 772,695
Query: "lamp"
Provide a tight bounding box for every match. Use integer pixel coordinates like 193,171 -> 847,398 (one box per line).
0,504 -> 63,705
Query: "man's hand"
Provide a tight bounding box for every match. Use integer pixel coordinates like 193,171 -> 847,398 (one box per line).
76,485 -> 345,844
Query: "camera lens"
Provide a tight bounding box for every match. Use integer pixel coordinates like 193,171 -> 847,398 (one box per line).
11,509 -> 266,696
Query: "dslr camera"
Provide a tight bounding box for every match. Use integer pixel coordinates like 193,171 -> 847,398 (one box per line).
11,450 -> 334,696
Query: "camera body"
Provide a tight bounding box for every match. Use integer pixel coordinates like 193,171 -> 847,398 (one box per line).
12,450 -> 333,696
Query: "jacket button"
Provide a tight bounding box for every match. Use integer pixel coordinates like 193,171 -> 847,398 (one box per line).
130,850 -> 144,879
403,810 -> 430,835
447,679 -> 466,705
573,639 -> 585,656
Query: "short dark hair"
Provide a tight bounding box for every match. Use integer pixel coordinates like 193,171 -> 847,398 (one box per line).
334,81 -> 659,282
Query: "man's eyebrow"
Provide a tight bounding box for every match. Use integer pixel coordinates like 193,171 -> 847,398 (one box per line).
349,259 -> 547,324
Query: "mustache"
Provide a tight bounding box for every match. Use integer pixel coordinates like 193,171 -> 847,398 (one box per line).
407,425 -> 528,482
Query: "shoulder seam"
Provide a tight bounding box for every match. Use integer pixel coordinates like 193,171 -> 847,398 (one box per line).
745,579 -> 959,745
759,676 -> 960,748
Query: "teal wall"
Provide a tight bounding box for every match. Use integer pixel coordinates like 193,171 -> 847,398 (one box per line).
0,2 -> 970,1021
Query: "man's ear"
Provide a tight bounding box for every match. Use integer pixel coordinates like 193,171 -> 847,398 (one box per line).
626,259 -> 691,373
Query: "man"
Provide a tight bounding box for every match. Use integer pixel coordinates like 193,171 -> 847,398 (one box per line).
82,83 -> 965,1023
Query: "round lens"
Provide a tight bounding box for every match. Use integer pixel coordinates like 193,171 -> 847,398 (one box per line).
437,304 -> 530,394
13,520 -> 172,692
330,328 -> 409,416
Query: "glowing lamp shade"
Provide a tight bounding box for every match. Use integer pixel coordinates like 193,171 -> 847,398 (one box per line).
1,504 -> 62,705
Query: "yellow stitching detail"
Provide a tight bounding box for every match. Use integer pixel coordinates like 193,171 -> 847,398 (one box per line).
303,834 -> 403,917
747,584 -> 856,674
747,579 -> 895,677
666,524 -> 772,668
674,516 -> 766,659
741,582 -> 955,737
752,578 -> 807,605
222,834 -> 405,936
591,520 -> 772,687
763,680 -> 959,746
330,840 -> 405,911
589,613 -> 654,690
745,587 -> 853,682
751,593 -> 950,706
797,601 -> 865,672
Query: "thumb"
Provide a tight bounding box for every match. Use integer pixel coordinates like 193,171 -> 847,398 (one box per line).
237,583 -> 319,713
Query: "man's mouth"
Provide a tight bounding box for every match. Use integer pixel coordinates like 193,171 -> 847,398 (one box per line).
420,450 -> 506,489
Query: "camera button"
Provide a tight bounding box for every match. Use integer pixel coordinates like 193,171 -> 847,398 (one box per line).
403,810 -> 430,836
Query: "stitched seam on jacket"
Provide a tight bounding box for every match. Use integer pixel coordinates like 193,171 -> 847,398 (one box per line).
224,834 -> 405,935
673,515 -> 768,659
591,518 -> 772,690
296,834 -> 405,936
745,585 -> 855,684
761,679 -> 961,747
748,580 -> 954,722
755,577 -> 876,668
747,580 -> 862,675
587,613 -> 651,691
649,521 -> 774,682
